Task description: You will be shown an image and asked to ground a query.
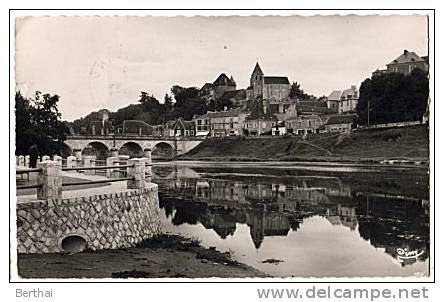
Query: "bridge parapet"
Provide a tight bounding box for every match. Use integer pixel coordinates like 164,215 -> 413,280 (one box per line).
16,150 -> 159,254
64,135 -> 205,158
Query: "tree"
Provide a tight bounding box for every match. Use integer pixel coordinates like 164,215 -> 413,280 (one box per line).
164,93 -> 174,112
15,91 -> 70,155
170,85 -> 207,120
289,81 -> 310,100
138,91 -> 163,125
356,69 -> 429,125
109,104 -> 143,128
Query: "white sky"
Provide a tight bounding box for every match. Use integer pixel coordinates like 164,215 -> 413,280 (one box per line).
14,15 -> 429,121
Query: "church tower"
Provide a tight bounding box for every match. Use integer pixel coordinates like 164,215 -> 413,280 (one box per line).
250,62 -> 264,99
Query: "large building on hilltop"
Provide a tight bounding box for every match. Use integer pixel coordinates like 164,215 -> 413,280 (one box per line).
199,73 -> 237,101
373,49 -> 429,77
247,62 -> 290,102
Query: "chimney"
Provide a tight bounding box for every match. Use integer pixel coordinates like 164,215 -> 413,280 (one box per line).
351,85 -> 357,90
404,49 -> 409,55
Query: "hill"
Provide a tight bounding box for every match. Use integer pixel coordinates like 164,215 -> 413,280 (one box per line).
180,125 -> 429,163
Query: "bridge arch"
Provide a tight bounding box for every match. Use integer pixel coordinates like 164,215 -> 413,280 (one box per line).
118,141 -> 144,158
82,141 -> 110,160
53,141 -> 73,158
152,142 -> 175,160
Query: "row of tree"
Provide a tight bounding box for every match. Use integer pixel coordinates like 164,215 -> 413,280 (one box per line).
356,68 -> 429,125
69,84 -> 241,134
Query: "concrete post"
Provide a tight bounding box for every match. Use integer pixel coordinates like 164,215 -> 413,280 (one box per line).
18,155 -> 25,167
74,149 -> 82,161
53,155 -> 62,165
37,160 -> 62,200
127,158 -> 145,189
83,155 -> 96,175
118,155 -> 130,178
25,155 -> 30,168
106,156 -> 118,178
66,156 -> 77,172
143,148 -> 152,183
41,155 -> 50,161
111,148 -> 119,158
144,147 -> 152,160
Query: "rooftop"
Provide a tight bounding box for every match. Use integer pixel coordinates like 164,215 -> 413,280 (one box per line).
388,50 -> 427,65
325,114 -> 357,125
196,108 -> 245,119
251,62 -> 264,76
297,105 -> 336,115
213,73 -> 236,87
327,90 -> 343,101
246,101 -> 277,121
264,76 -> 290,85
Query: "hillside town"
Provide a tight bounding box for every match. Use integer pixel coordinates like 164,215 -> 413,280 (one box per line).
73,49 -> 429,139
14,13 -> 431,282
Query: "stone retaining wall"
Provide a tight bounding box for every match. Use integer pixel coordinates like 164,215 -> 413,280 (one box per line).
16,185 -> 160,254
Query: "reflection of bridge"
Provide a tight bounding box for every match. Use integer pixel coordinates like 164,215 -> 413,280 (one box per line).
63,135 -> 205,159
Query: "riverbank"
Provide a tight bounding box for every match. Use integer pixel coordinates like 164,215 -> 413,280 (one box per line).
179,125 -> 429,165
17,234 -> 267,279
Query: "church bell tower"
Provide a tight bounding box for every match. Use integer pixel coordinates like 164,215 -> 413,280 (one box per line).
250,62 -> 264,99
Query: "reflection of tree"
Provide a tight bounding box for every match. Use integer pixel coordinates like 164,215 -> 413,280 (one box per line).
160,197 -> 175,218
158,172 -> 429,261
355,194 -> 429,265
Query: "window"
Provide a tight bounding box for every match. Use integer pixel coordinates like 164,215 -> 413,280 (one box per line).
409,65 -> 416,73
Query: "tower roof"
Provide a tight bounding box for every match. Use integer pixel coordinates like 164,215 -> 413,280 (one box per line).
213,73 -> 236,86
252,62 -> 264,76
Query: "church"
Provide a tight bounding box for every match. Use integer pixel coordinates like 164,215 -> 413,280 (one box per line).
247,62 -> 290,102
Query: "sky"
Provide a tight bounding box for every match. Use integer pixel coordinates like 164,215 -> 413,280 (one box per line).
14,14 -> 429,121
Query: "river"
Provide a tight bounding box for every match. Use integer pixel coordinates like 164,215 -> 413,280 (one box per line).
152,161 -> 430,278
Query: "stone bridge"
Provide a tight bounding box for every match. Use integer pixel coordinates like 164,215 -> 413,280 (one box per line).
62,135 -> 205,159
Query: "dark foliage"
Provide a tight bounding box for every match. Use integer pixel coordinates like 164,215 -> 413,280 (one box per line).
289,81 -> 310,100
356,68 -> 429,125
69,86 -> 211,133
15,91 -> 70,155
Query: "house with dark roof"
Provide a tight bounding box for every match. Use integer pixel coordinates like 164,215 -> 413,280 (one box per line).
248,62 -> 290,101
172,117 -> 196,137
373,49 -> 429,77
324,114 -> 357,133
285,114 -> 326,135
387,50 -> 429,75
243,100 -> 278,136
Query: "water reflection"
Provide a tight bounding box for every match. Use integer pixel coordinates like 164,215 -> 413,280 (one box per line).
154,164 -> 429,277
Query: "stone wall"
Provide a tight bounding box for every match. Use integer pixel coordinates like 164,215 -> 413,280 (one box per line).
16,185 -> 160,254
